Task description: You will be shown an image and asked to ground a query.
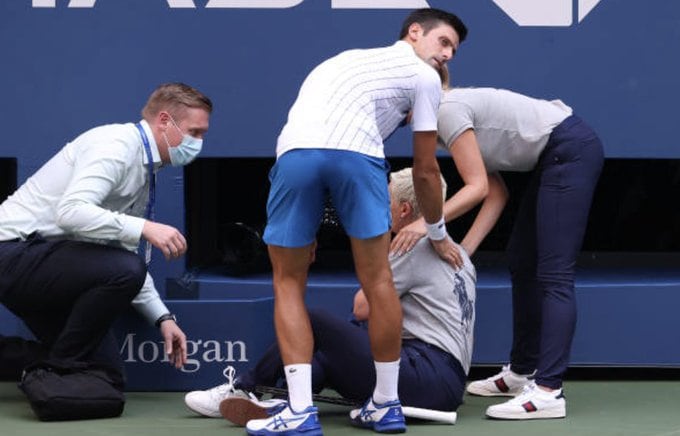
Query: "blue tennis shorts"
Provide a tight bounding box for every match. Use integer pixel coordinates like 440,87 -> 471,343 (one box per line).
263,149 -> 391,247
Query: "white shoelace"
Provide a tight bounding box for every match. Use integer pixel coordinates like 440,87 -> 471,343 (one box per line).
209,366 -> 237,399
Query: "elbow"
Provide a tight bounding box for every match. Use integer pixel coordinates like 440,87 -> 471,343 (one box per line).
495,181 -> 510,206
55,200 -> 81,233
412,164 -> 441,185
499,187 -> 509,208
474,177 -> 489,203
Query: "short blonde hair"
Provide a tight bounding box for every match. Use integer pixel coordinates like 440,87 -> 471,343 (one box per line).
390,167 -> 447,218
141,83 -> 213,121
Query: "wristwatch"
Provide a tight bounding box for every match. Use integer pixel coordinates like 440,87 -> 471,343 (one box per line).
155,313 -> 177,328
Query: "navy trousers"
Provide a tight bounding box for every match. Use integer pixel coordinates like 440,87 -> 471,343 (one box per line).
507,115 -> 604,388
237,309 -> 467,411
0,335 -> 45,380
0,234 -> 146,379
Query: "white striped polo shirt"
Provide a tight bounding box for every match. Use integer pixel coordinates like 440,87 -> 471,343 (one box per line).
276,40 -> 442,159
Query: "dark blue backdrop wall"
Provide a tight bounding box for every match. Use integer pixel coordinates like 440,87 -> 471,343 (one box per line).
1,1 -> 680,387
2,0 -> 679,293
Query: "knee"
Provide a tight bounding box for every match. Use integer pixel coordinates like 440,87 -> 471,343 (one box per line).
356,267 -> 393,295
508,256 -> 534,281
114,251 -> 147,297
535,274 -> 575,301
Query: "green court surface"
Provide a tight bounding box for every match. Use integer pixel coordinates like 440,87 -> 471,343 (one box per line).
3,380 -> 680,436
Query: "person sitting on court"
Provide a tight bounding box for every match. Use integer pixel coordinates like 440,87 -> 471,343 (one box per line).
184,167 -> 477,424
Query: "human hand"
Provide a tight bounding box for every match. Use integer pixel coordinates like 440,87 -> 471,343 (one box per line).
352,289 -> 369,321
429,236 -> 463,269
390,219 -> 426,256
159,320 -> 187,369
142,221 -> 187,260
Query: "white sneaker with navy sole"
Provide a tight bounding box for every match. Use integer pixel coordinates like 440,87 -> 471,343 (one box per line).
485,381 -> 566,420
466,364 -> 534,397
246,403 -> 322,436
349,398 -> 406,434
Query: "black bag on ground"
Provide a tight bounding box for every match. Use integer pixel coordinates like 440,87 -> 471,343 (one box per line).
18,359 -> 125,421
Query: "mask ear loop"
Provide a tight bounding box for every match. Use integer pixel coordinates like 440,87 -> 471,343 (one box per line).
167,113 -> 186,137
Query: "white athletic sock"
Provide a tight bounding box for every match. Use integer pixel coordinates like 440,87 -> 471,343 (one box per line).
284,364 -> 313,412
372,359 -> 400,404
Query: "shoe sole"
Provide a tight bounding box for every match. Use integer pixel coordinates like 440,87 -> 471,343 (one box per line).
350,420 -> 406,434
220,398 -> 270,426
486,409 -> 566,420
246,428 -> 323,436
185,401 -> 222,418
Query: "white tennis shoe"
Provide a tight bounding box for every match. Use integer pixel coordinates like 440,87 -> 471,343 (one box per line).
184,366 -> 250,417
466,364 -> 534,397
485,381 -> 566,420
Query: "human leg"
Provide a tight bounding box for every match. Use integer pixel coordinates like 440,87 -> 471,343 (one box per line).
532,117 -> 604,389
397,340 -> 466,411
261,150 -> 329,417
506,173 -> 542,376
308,309 -> 375,401
219,309 -> 364,426
247,151 -> 330,435
0,335 -> 46,381
1,239 -> 145,364
347,234 -> 406,433
466,199 -> 538,397
321,151 -> 399,395
350,234 -> 402,385
486,117 -> 603,420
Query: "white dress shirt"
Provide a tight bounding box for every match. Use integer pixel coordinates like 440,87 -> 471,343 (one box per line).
277,40 -> 442,159
0,120 -> 169,324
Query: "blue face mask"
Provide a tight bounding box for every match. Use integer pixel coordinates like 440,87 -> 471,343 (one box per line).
164,115 -> 203,167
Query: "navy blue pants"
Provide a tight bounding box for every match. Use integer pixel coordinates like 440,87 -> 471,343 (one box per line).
0,234 -> 146,379
507,115 -> 604,388
237,309 -> 467,412
0,335 -> 45,380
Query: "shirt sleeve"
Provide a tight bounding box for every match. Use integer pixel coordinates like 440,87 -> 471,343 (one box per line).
437,100 -> 475,150
132,273 -> 170,325
390,250 -> 416,298
410,67 -> 442,132
55,139 -> 145,245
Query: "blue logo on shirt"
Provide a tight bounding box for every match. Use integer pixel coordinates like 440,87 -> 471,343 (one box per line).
453,275 -> 474,334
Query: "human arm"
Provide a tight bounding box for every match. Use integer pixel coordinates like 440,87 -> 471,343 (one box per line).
411,131 -> 463,268
460,171 -> 508,256
55,142 -> 146,245
158,318 -> 188,369
132,274 -> 188,369
391,129 -> 488,255
142,221 -> 187,260
442,129 -> 489,222
352,289 -> 369,322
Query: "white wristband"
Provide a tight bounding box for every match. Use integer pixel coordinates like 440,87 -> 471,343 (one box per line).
425,217 -> 447,241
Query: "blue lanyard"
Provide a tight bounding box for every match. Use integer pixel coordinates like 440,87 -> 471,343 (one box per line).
135,122 -> 155,220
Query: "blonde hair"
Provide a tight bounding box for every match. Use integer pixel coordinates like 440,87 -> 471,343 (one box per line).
141,83 -> 213,121
390,167 -> 447,219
